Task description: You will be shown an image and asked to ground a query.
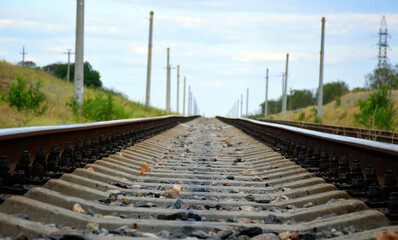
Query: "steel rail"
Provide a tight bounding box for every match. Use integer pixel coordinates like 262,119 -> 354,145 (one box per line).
258,118 -> 398,144
0,115 -> 198,180
217,116 -> 398,214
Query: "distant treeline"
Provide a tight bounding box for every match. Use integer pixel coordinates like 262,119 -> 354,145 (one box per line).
260,80 -> 350,115
258,62 -> 398,115
43,62 -> 102,88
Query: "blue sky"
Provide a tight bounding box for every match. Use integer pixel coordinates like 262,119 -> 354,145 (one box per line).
1,0 -> 397,117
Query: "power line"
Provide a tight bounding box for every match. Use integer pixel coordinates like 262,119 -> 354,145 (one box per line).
123,0 -> 166,51
124,0 -> 149,20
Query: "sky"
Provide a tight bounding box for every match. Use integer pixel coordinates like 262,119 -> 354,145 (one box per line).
1,0 -> 398,117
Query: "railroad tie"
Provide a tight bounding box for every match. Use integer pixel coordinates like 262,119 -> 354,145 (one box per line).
0,117 -> 397,239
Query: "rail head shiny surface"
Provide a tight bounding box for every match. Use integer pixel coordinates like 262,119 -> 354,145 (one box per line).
0,115 -> 199,141
0,115 -> 200,175
218,117 -> 398,157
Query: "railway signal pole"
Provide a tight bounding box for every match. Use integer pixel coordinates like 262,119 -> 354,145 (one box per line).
166,48 -> 170,113
20,46 -> 27,66
183,77 -> 186,116
265,68 -> 269,118
317,17 -> 325,121
145,11 -> 154,108
74,0 -> 85,104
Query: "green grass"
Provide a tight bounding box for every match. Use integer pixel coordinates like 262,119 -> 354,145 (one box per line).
264,90 -> 398,130
0,60 -> 174,128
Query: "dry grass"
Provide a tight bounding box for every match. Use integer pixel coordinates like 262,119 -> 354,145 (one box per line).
0,60 -> 171,128
269,89 -> 398,129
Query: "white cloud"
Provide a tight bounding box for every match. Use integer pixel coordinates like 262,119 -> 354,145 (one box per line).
232,51 -> 315,62
0,19 -> 14,28
132,46 -> 147,55
107,27 -> 119,34
200,79 -> 229,87
158,16 -> 205,28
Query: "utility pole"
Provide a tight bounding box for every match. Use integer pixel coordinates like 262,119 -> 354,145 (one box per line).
20,46 -> 27,66
281,73 -> 285,114
183,77 -> 186,116
246,88 -> 249,117
166,48 -> 170,113
145,11 -> 154,108
240,94 -> 243,117
188,86 -> 191,115
190,91 -> 193,116
237,99 -> 240,118
283,53 -> 289,118
193,97 -> 196,115
176,65 -> 180,114
265,68 -> 269,118
74,0 -> 85,104
64,49 -> 74,83
290,88 -> 292,111
317,17 -> 325,121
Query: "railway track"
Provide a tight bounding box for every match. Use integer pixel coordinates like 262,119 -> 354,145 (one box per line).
258,118 -> 398,145
0,116 -> 397,239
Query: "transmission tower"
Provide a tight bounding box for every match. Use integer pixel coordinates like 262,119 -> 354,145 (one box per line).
378,15 -> 389,68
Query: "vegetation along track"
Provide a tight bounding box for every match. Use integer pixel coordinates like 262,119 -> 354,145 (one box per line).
0,116 -> 397,239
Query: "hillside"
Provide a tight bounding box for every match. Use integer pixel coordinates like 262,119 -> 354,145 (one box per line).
267,90 -> 398,130
0,60 -> 170,128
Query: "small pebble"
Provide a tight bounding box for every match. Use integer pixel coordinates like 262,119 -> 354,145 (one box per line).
86,222 -> 99,232
157,230 -> 170,238
238,226 -> 263,238
220,230 -> 234,239
192,230 -> 208,239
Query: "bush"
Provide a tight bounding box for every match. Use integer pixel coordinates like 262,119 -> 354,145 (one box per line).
354,85 -> 396,130
351,87 -> 368,92
334,96 -> 341,108
67,91 -> 130,122
298,112 -> 306,121
1,74 -> 47,114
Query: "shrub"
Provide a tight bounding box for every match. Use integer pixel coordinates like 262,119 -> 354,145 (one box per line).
334,96 -> 341,108
298,112 -> 306,121
67,91 -> 130,122
351,87 -> 368,92
354,85 -> 395,130
1,74 -> 47,114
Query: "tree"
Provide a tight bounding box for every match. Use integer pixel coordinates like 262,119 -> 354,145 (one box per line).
365,63 -> 398,90
18,61 -> 36,68
260,89 -> 315,115
320,80 -> 349,105
288,89 -> 315,110
260,98 -> 282,115
46,61 -> 102,88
